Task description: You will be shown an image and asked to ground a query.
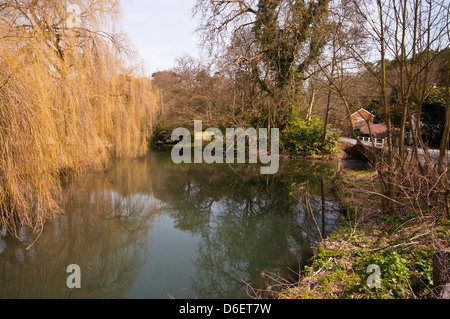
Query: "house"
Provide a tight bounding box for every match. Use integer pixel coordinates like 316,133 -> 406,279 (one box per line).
350,108 -> 387,139
336,108 -> 387,138
351,108 -> 375,127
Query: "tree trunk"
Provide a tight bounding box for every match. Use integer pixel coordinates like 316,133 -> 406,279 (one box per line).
377,0 -> 396,214
433,249 -> 450,299
322,87 -> 332,145
438,56 -> 450,173
306,86 -> 316,125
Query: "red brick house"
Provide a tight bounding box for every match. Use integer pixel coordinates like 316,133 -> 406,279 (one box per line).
351,108 -> 375,126
351,108 -> 387,138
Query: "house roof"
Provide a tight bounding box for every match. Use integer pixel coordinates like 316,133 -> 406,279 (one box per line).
357,122 -> 387,137
351,108 -> 375,117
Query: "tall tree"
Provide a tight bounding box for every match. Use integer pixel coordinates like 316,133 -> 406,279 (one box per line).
195,0 -> 331,129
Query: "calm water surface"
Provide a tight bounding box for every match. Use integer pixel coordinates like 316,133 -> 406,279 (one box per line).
0,150 -> 363,299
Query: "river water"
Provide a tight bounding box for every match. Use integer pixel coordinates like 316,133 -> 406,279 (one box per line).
0,150 -> 365,299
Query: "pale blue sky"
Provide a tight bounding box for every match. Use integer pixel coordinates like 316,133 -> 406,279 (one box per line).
121,0 -> 202,76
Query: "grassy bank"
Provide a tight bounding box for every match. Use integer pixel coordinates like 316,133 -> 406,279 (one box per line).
278,168 -> 450,299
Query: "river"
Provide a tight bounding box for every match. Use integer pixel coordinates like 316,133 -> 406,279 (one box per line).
0,150 -> 366,299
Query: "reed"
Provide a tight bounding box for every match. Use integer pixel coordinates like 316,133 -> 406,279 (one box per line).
0,0 -> 159,236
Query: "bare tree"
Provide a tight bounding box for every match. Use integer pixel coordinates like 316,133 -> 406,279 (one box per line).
194,0 -> 331,129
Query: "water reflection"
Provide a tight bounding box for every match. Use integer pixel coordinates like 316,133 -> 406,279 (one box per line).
160,158 -> 342,298
0,158 -> 159,299
0,150 -> 346,299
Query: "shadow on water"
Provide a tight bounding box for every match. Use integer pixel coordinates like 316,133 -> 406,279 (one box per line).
0,150 -> 360,299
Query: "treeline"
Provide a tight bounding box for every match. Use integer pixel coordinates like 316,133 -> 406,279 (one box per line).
0,1 -> 159,235
151,55 -> 342,155
152,55 -> 235,133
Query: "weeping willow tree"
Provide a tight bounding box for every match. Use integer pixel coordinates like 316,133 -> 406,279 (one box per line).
0,0 -> 159,236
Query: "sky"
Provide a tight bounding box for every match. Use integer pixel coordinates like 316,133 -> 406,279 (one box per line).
120,0 -> 203,76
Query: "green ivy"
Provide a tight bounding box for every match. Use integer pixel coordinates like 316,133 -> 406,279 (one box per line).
281,115 -> 340,156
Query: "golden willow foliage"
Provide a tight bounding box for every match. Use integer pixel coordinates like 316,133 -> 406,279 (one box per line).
0,0 -> 159,235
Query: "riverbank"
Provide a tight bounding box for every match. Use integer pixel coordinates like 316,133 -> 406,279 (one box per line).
277,166 -> 450,299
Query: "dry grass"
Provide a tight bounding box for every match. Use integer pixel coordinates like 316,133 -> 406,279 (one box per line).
274,166 -> 450,299
0,1 -> 159,237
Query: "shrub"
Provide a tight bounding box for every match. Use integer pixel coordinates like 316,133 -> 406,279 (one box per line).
281,116 -> 340,156
152,120 -> 179,145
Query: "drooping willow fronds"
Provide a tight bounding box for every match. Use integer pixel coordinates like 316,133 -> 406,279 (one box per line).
0,0 -> 160,235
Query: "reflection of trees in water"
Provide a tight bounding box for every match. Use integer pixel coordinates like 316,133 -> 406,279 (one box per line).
151,153 -> 342,298
0,152 -> 343,299
0,158 -> 159,298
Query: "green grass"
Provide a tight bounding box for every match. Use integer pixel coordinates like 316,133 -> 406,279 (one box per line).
278,169 -> 448,299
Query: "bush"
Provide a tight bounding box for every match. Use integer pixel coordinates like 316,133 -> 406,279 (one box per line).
152,120 -> 179,145
281,116 -> 340,156
354,127 -> 371,138
421,89 -> 448,148
353,248 -> 434,298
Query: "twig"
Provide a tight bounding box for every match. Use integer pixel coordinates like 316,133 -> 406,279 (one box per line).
25,225 -> 44,251
312,257 -> 333,277
368,231 -> 431,252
